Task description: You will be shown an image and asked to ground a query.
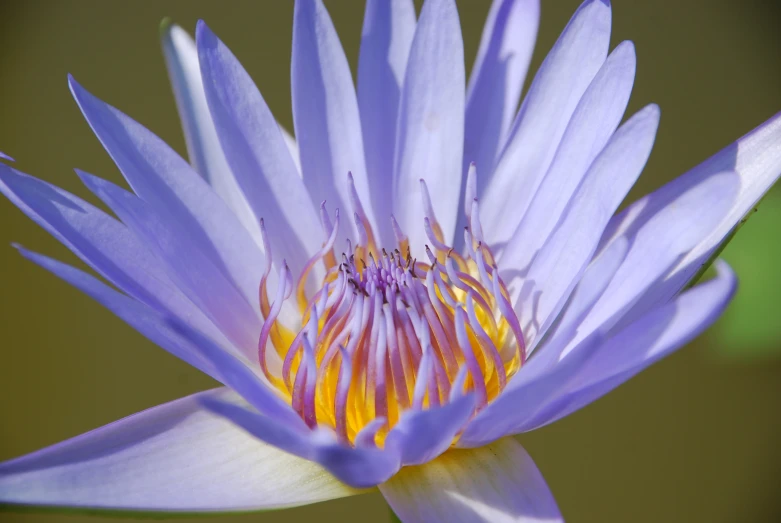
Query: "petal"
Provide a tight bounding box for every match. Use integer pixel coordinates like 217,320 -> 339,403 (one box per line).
15,247 -> 223,380
292,0 -> 377,241
78,171 -> 260,353
463,0 -> 539,181
380,438 -> 561,523
385,393 -> 476,466
280,125 -> 302,174
17,247 -> 303,433
308,434 -> 401,490
459,239 -> 629,447
68,76 -> 264,309
601,110 -> 781,315
500,40 -> 636,275
0,164 -> 221,346
519,261 -> 737,432
203,398 -> 401,489
457,331 -> 603,448
481,0 -> 611,246
195,21 -> 321,277
0,151 -> 14,162
358,0 -> 416,243
0,388 -> 358,513
516,104 -> 660,348
563,170 -> 739,355
393,0 -> 465,253
534,236 -> 629,356
167,316 -> 308,430
160,21 -> 263,247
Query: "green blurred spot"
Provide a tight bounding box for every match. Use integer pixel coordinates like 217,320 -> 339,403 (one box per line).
715,191 -> 781,359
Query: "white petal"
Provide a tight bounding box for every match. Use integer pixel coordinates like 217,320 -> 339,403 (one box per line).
380,438 -> 561,522
0,389 -> 359,513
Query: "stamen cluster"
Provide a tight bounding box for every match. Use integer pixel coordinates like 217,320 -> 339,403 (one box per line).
257,179 -> 525,446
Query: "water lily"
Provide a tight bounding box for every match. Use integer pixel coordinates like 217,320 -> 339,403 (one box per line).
1,0 -> 780,520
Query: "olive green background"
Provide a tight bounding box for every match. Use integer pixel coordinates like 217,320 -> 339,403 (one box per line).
1,1 -> 780,522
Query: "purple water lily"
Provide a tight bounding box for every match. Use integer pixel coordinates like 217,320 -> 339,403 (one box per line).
1,0 -> 780,521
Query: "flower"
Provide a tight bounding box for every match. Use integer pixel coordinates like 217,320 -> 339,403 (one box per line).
0,0 -> 779,520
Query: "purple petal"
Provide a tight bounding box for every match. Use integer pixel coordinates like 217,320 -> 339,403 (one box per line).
203,398 -> 401,489
459,238 -> 628,447
280,126 -> 302,174
516,104 -> 660,349
380,437 -> 561,523
564,170 -> 739,354
458,331 -> 603,448
481,0 -> 611,246
15,247 -> 221,379
78,171 -> 260,353
462,0 -> 539,200
68,76 -> 264,309
358,0 -> 416,244
500,40 -> 636,277
601,110 -> 781,316
0,388 -> 357,513
519,261 -> 737,432
21,247 -> 292,430
0,151 -> 14,162
292,0 -> 376,240
195,21 -> 321,277
393,0 -> 465,254
308,433 -> 401,489
161,21 -> 264,246
540,236 -> 629,354
0,164 -> 222,346
167,317 -> 306,430
385,393 -> 476,466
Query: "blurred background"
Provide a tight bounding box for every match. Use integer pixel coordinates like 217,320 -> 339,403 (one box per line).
1,0 -> 780,522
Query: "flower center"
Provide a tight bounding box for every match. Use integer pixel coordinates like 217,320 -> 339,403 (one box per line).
256,178 -> 525,447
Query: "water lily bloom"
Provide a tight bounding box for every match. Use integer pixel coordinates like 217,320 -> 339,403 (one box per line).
1,0 -> 780,520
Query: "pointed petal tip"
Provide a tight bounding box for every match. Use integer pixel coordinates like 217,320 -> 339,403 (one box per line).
577,0 -> 612,20
639,102 -> 661,123
67,74 -> 92,106
159,18 -> 193,49
614,39 -> 636,55
12,244 -> 47,267
0,151 -> 14,162
73,168 -> 98,187
194,19 -> 214,46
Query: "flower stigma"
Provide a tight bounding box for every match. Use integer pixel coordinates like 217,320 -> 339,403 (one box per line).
257,169 -> 526,447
